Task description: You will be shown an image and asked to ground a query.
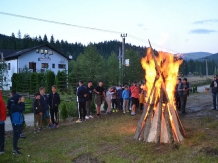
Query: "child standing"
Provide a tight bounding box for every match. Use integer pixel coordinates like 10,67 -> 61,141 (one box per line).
106,88 -> 114,114
48,85 -> 61,127
33,93 -> 43,133
11,94 -> 25,155
111,87 -> 118,113
122,86 -> 130,113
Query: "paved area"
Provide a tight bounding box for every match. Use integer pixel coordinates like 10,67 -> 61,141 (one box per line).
196,84 -> 210,93
5,104 -> 105,131
5,113 -> 34,132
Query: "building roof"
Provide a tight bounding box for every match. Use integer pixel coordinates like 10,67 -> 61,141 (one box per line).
0,49 -> 20,58
0,44 -> 69,60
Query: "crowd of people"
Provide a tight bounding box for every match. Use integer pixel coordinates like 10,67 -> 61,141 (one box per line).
2,76 -> 217,155
76,80 -> 146,122
0,85 -> 60,155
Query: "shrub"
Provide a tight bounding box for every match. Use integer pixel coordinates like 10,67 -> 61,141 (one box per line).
37,72 -> 46,89
104,101 -> 108,110
45,70 -> 55,93
91,99 -> 96,114
60,103 -> 68,121
66,101 -> 78,117
55,70 -> 67,92
30,72 -> 38,93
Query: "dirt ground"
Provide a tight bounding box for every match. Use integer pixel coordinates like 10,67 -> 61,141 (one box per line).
184,92 -> 217,118
185,76 -> 213,82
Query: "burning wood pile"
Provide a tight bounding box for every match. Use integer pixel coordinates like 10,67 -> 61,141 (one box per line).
134,40 -> 186,144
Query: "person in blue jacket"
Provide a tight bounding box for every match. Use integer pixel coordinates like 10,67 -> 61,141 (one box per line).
122,85 -> 130,113
11,94 -> 25,155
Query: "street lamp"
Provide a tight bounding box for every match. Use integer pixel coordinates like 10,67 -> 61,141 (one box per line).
69,55 -> 73,60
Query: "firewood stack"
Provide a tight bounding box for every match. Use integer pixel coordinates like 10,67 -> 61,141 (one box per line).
134,40 -> 186,144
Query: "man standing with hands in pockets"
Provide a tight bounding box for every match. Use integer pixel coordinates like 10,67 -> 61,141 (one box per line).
94,81 -> 106,118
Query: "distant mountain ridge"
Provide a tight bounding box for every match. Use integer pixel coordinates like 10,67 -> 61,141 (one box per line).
181,52 -> 213,60
198,53 -> 218,63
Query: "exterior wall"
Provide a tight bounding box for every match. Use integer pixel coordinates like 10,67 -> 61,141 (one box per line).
4,45 -> 68,90
4,59 -> 17,90
18,45 -> 68,74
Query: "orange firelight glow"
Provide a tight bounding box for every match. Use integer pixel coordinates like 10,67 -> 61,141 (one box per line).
141,48 -> 183,106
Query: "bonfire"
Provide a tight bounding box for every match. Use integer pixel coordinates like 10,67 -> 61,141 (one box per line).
134,40 -> 186,144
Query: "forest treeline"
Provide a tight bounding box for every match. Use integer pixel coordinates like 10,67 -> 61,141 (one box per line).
0,31 -> 217,83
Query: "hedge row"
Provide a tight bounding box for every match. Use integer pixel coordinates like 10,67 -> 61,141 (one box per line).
11,70 -> 67,93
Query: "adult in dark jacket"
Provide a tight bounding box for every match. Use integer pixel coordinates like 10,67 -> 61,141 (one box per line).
48,85 -> 60,127
11,94 -> 25,154
85,81 -> 94,119
175,78 -> 181,111
177,78 -> 191,114
117,85 -> 124,111
210,76 -> 218,110
76,80 -> 87,122
39,87 -> 52,129
7,90 -> 16,123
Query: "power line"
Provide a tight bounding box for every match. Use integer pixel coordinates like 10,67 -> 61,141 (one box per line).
0,11 -> 181,53
0,11 -> 121,34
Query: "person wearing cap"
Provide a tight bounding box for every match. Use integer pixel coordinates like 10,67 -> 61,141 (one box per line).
210,76 -> 218,110
33,92 -> 43,133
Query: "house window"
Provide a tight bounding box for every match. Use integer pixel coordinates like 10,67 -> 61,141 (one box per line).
41,49 -> 44,54
8,63 -> 10,70
58,64 -> 66,69
52,64 -> 55,68
36,49 -> 39,53
45,49 -> 48,54
49,50 -> 53,55
42,63 -> 48,68
29,62 -> 34,69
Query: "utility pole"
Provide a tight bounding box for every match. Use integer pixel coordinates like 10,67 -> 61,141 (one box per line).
121,33 -> 127,85
205,57 -> 208,79
118,47 -> 122,84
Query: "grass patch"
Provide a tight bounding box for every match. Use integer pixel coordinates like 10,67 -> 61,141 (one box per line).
1,113 -> 218,163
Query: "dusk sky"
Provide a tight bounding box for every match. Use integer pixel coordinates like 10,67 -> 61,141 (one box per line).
0,0 -> 217,54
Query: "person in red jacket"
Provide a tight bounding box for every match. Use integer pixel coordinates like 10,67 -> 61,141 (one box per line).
130,82 -> 140,116
0,90 -> 6,154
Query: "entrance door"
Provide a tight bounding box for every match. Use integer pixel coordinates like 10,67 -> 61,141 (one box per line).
29,62 -> 36,72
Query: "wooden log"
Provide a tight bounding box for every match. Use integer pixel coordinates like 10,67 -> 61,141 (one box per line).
174,107 -> 186,137
168,104 -> 185,141
138,88 -> 156,141
134,79 -> 157,140
143,90 -> 156,142
155,87 -> 163,144
164,104 -> 174,143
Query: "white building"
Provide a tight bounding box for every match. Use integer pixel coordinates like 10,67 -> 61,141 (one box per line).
1,44 -> 69,90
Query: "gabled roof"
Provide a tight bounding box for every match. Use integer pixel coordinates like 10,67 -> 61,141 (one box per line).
0,49 -> 20,58
1,44 -> 69,60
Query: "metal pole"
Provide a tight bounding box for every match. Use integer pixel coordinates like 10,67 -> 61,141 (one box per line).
118,47 -> 121,84
121,33 -> 127,85
205,57 -> 208,79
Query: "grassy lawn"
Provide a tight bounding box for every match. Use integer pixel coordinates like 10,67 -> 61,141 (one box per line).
1,110 -> 218,163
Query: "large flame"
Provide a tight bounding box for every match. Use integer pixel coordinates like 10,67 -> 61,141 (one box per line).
141,48 -> 183,106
